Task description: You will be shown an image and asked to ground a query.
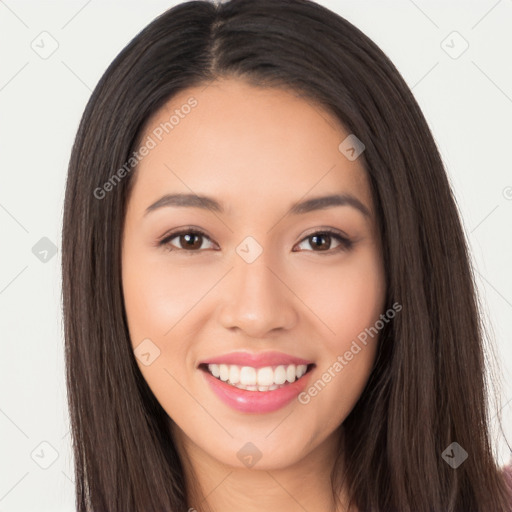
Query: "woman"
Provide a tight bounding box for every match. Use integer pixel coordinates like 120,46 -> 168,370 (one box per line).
61,0 -> 512,510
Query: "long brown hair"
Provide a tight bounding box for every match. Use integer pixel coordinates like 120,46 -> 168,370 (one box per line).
61,0 -> 512,510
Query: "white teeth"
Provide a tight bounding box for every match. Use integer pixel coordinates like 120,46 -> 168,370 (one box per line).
286,364 -> 296,383
240,366 -> 257,386
206,363 -> 309,388
256,367 -> 274,387
219,364 -> 229,382
229,365 -> 240,384
210,364 -> 220,378
274,365 -> 287,385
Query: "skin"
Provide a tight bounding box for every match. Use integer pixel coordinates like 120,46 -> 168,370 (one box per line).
121,78 -> 386,512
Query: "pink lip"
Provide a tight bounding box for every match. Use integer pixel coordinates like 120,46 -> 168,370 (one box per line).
199,350 -> 313,369
201,366 -> 314,414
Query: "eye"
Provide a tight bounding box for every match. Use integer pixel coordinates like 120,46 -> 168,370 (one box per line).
158,227 -> 353,254
294,229 -> 353,253
159,228 -> 216,253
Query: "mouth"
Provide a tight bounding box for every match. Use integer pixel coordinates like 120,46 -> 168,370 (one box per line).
199,362 -> 316,392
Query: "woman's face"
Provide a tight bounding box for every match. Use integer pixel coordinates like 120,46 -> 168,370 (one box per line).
122,78 -> 386,470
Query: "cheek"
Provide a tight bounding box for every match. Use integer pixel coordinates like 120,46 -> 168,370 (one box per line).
122,247 -> 217,343
296,248 -> 386,344
293,250 -> 385,422
121,246 -> 209,409
122,244 -> 230,396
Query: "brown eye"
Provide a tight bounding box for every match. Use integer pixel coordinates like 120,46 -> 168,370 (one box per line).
309,233 -> 332,251
295,230 -> 353,253
158,228 -> 353,254
159,229 -> 215,252
178,233 -> 203,250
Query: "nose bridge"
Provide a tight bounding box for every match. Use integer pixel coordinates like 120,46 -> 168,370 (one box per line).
217,239 -> 297,336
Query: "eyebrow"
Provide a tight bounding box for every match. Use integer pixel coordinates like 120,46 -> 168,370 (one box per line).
144,192 -> 371,218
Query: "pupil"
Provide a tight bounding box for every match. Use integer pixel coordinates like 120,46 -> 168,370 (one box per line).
182,233 -> 201,249
312,234 -> 330,250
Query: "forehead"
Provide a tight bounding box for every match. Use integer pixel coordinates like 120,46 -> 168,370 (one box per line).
130,78 -> 372,218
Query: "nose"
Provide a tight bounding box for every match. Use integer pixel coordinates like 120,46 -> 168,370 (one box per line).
217,252 -> 298,338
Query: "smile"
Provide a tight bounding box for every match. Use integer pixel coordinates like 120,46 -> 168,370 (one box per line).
199,361 -> 316,413
202,363 -> 312,392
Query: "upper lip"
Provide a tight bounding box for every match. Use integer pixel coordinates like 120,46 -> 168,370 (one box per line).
199,351 -> 314,369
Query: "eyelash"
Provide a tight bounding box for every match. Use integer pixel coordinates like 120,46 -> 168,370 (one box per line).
157,227 -> 354,255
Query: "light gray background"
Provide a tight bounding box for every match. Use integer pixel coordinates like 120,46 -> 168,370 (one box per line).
1,1 -> 511,510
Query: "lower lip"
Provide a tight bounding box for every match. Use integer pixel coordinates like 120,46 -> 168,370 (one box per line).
201,367 -> 313,413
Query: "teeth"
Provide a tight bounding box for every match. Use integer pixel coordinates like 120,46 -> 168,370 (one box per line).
219,364 -> 229,382
229,365 -> 240,384
274,365 -> 287,385
256,367 -> 274,386
286,365 -> 296,383
240,366 -> 257,386
207,363 -> 309,388
210,364 -> 220,378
